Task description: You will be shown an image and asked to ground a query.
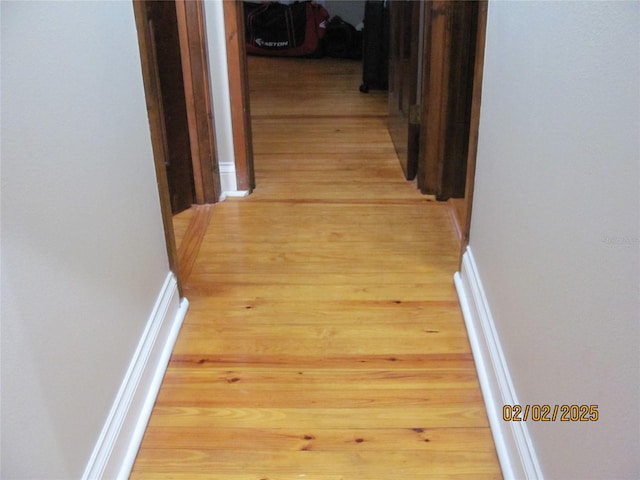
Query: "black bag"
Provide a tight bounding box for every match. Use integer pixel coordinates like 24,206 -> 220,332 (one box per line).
324,16 -> 362,59
244,1 -> 329,57
359,0 -> 389,92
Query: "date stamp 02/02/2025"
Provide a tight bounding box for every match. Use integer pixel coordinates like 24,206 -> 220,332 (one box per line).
503,404 -> 599,422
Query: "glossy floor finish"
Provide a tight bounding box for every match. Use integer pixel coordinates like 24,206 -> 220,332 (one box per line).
130,57 -> 501,479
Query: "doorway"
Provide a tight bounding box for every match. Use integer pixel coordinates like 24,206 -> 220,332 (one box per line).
133,0 -> 222,291
227,1 -> 487,254
237,0 -> 373,189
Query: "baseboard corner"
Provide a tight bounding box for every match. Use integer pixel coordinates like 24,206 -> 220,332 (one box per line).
220,190 -> 250,202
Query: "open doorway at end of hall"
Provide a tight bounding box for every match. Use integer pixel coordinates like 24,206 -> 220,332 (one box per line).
135,0 -> 488,283
234,1 -> 488,256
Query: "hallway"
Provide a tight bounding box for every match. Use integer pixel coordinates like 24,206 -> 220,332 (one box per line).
131,56 -> 501,479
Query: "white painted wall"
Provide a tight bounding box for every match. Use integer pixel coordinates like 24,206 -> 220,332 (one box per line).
469,2 -> 639,478
1,2 -> 171,478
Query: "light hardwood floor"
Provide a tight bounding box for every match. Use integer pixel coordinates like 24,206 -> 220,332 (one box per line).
130,56 -> 501,479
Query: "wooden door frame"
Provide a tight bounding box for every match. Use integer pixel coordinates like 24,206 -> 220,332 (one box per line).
133,0 -> 182,292
223,1 -> 255,192
418,0 -> 479,201
134,0 -> 223,293
460,1 -> 488,254
175,0 -> 221,204
388,0 -> 421,181
416,0 -> 487,262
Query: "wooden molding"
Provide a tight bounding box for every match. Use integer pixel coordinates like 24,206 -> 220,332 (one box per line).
175,0 -> 221,204
460,0 -> 489,260
387,0 -> 421,181
419,0 -> 452,196
132,1 -> 181,294
223,0 -> 255,192
418,1 -> 478,201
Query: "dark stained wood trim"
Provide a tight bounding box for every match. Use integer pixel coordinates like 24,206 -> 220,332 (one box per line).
175,0 -> 221,204
418,0 -> 452,196
417,2 -> 433,191
387,0 -> 421,181
417,1 -> 478,202
223,0 -> 255,192
460,0 -> 489,261
132,1 -> 182,295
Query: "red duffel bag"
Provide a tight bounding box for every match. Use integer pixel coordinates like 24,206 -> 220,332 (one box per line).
244,1 -> 329,57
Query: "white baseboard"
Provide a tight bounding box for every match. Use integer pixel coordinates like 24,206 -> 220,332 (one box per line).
219,190 -> 250,202
219,163 -> 238,197
454,247 -> 543,480
82,273 -> 189,480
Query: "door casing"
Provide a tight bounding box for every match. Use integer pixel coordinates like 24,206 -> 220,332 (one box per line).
134,0 -> 222,293
145,0 -> 196,215
388,0 -> 422,180
222,1 -> 255,192
417,0 -> 479,202
460,1 -> 488,256
175,0 -> 221,204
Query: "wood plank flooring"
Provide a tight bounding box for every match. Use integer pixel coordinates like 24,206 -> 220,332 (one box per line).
130,56 -> 501,479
